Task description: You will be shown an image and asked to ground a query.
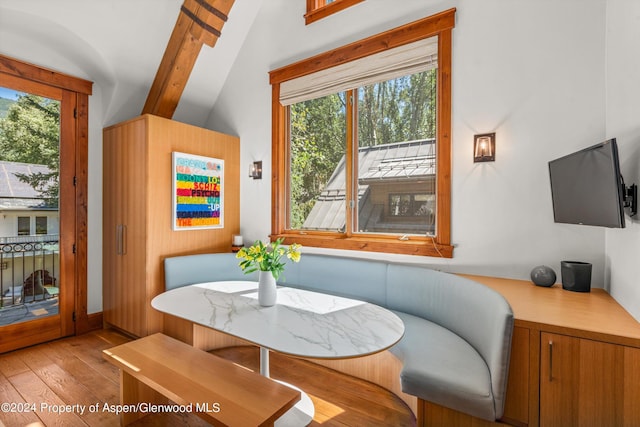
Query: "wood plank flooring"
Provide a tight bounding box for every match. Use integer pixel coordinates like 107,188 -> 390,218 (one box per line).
0,329 -> 415,426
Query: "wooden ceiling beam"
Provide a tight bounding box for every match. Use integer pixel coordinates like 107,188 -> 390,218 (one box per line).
142,0 -> 235,118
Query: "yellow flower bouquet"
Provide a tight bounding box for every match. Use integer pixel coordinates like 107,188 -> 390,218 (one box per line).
236,238 -> 302,280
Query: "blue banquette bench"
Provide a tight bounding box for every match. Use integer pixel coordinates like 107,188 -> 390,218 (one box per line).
163,252 -> 514,422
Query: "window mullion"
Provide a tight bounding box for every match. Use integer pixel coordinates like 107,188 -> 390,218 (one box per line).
345,89 -> 357,236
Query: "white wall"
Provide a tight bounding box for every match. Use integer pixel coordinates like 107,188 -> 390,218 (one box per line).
605,0 -> 640,320
208,0 -> 608,283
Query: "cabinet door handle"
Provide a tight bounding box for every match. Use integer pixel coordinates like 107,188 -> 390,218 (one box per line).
121,224 -> 127,255
116,225 -> 122,255
548,340 -> 553,382
116,224 -> 127,255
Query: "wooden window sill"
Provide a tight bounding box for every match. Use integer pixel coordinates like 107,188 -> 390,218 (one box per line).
272,233 -> 453,258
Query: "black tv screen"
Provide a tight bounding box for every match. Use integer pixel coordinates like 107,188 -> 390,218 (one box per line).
548,138 -> 625,228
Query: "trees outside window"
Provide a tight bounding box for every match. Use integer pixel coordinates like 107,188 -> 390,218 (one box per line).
0,92 -> 60,207
290,70 -> 437,236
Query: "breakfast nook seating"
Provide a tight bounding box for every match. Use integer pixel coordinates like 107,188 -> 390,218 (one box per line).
163,252 -> 515,423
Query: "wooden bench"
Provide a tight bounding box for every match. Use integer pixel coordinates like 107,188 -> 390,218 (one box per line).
102,333 -> 300,426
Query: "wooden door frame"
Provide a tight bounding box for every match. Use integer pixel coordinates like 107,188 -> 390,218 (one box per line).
0,55 -> 92,350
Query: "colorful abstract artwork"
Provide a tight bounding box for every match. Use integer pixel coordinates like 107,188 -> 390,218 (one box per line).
172,152 -> 224,230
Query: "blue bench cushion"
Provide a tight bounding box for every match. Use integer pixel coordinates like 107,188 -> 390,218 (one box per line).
386,264 -> 513,419
390,311 -> 495,421
280,256 -> 387,307
164,253 -> 250,290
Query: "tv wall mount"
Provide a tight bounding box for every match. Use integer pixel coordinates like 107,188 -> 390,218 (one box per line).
623,182 -> 637,217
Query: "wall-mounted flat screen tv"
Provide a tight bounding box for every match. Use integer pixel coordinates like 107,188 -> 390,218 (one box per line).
548,138 -> 634,228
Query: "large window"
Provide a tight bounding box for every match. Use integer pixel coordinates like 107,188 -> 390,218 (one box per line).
270,9 -> 455,257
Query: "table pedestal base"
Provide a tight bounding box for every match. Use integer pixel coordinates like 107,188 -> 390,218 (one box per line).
261,347 -> 314,426
274,381 -> 314,427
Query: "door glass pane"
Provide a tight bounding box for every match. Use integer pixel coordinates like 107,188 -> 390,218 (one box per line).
355,69 -> 437,236
289,92 -> 347,231
0,87 -> 60,324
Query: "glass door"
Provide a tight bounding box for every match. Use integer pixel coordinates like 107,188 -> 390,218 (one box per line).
0,78 -> 73,352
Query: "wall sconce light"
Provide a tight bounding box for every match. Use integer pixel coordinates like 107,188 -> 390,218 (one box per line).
249,161 -> 262,179
473,133 -> 496,163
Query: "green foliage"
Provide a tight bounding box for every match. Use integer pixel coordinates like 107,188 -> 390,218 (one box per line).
358,69 -> 437,147
288,69 -> 437,228
0,93 -> 60,207
290,93 -> 346,228
0,97 -> 14,118
236,238 -> 302,280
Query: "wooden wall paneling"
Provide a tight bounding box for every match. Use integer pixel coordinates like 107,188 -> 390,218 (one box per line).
501,326 -> 529,426
185,322 -> 416,415
103,114 -> 240,337
192,323 -> 252,351
309,349 -> 415,415
419,400 -> 511,427
102,124 -> 122,333
102,125 -> 117,331
121,119 -> 148,337
145,114 -> 240,334
623,346 -> 640,425
161,314 -> 195,345
103,118 -> 148,337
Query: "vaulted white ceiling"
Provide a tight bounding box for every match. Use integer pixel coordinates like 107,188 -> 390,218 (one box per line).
0,0 -> 263,127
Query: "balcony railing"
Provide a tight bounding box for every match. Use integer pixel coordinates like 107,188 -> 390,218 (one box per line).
0,235 -> 59,312
0,234 -> 60,244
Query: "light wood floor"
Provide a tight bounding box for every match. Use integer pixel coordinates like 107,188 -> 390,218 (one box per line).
0,329 -> 415,426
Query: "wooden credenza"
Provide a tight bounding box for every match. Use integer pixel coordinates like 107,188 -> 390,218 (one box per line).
102,114 -> 239,337
452,275 -> 640,427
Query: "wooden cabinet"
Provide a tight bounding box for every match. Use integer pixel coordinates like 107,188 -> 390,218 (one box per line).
460,274 -> 640,427
501,326 -> 531,425
540,333 -> 620,426
103,114 -> 239,337
539,333 -> 640,427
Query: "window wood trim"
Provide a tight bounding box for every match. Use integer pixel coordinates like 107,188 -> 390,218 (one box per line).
270,8 -> 456,258
305,0 -> 365,25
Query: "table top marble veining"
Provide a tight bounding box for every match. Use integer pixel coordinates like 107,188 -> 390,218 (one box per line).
151,281 -> 405,359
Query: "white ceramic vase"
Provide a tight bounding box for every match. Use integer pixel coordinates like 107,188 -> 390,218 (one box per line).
258,270 -> 277,307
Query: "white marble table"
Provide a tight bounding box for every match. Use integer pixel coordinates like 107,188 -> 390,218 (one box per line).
151,281 -> 405,426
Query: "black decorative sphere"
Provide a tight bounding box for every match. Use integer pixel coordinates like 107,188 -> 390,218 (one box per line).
530,265 -> 556,287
